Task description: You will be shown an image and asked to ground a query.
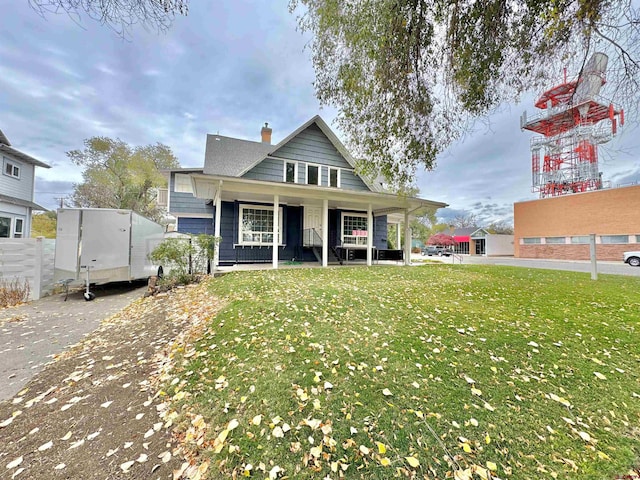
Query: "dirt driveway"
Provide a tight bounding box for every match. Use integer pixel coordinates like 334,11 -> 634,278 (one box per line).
0,282 -> 148,402
0,281 -> 222,479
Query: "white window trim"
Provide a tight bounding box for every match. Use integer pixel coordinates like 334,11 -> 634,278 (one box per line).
174,173 -> 193,193
328,167 -> 341,188
3,158 -> 20,179
283,161 -> 298,184
13,218 -> 24,238
341,212 -> 369,248
238,204 -> 284,246
305,163 -> 321,186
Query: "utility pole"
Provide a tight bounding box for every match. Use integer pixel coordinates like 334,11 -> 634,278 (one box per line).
54,197 -> 65,209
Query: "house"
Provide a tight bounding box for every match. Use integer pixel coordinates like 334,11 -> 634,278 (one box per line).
452,227 -> 514,256
514,185 -> 640,261
0,129 -> 50,238
163,116 -> 447,268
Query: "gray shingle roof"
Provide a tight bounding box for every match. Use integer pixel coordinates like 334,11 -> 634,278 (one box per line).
203,134 -> 272,176
0,193 -> 47,211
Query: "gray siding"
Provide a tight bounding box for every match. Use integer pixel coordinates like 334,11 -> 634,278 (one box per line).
340,170 -> 368,191
1,155 -> 34,201
168,173 -> 213,215
242,157 -> 282,182
244,123 -> 370,192
272,124 -> 351,168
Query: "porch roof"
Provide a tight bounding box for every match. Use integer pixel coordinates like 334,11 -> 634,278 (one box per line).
189,173 -> 447,217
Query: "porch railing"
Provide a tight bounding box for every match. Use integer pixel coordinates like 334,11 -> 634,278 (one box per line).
303,228 -> 323,247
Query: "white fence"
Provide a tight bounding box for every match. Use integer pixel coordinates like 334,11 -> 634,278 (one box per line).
0,238 -> 56,300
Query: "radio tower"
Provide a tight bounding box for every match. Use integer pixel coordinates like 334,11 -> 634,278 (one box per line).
521,52 -> 624,198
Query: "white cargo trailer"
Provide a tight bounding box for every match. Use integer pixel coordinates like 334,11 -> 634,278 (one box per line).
54,208 -> 165,300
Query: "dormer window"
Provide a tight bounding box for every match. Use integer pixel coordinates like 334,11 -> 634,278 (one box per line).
284,161 -> 297,183
306,164 -> 320,185
329,167 -> 341,188
4,159 -> 20,179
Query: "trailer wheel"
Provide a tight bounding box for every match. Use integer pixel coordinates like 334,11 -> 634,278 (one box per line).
83,292 -> 96,301
157,266 -> 164,278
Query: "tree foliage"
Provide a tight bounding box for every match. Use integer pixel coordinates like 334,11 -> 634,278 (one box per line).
291,0 -> 640,187
69,137 -> 179,222
427,232 -> 456,246
29,0 -> 188,36
30,211 -> 57,238
485,220 -> 514,235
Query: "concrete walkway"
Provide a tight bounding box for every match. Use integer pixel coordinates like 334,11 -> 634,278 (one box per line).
0,282 -> 147,402
415,253 -> 640,277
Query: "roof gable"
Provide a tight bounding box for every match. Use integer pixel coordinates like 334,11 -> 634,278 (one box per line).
0,129 -> 11,146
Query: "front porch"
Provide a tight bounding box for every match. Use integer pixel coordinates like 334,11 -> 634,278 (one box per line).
189,174 -> 441,270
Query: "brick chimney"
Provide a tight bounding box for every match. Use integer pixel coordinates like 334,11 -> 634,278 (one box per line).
261,122 -> 272,144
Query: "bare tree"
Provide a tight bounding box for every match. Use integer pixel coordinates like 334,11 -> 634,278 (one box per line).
29,0 -> 188,36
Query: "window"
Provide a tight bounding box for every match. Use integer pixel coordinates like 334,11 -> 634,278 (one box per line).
284,161 -> 297,183
239,205 -> 283,245
571,236 -> 590,244
329,167 -> 340,188
0,217 -> 10,238
342,213 -> 368,246
4,159 -> 20,179
174,174 -> 193,193
600,235 -> 629,244
306,164 -> 320,185
13,218 -> 24,238
545,237 -> 566,244
522,237 -> 541,244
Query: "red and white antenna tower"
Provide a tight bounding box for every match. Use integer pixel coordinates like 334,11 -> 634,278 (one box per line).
521,52 -> 624,198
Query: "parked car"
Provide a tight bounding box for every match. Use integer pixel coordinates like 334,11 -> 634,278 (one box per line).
422,245 -> 453,256
623,251 -> 640,267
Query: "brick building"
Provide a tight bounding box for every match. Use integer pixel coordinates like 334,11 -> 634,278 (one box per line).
514,184 -> 640,261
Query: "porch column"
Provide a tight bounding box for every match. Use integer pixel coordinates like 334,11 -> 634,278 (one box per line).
213,182 -> 222,271
322,199 -> 328,267
272,194 -> 279,269
366,203 -> 373,266
404,209 -> 411,266
396,223 -> 401,250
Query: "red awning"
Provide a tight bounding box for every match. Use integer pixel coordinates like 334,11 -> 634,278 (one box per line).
454,236 -> 470,242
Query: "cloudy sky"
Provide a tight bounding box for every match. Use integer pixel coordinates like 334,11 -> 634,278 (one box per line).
2,1 -> 639,225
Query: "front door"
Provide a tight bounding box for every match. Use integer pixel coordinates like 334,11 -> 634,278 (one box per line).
304,206 -> 322,246
475,238 -> 486,255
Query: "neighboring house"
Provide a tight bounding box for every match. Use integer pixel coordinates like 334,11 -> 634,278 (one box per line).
0,129 -> 50,238
453,227 -> 514,256
162,116 -> 447,268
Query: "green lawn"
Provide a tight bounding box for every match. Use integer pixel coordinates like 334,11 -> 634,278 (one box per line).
162,265 -> 640,479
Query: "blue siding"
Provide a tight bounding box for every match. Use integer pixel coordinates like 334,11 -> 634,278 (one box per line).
242,157 -> 282,182
216,201 -> 304,264
177,217 -> 214,235
374,215 -> 388,250
169,173 -> 213,215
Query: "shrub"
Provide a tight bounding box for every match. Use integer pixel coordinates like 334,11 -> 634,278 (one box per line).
0,278 -> 30,308
411,246 -> 422,253
149,235 -> 220,288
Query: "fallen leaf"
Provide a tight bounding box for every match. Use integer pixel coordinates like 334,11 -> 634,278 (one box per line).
382,388 -> 393,396
405,456 -> 420,468
6,457 -> 23,469
38,440 -> 53,451
120,460 -> 135,473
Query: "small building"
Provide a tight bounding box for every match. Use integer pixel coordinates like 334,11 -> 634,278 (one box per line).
0,129 -> 50,238
514,184 -> 640,261
453,227 -> 514,256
